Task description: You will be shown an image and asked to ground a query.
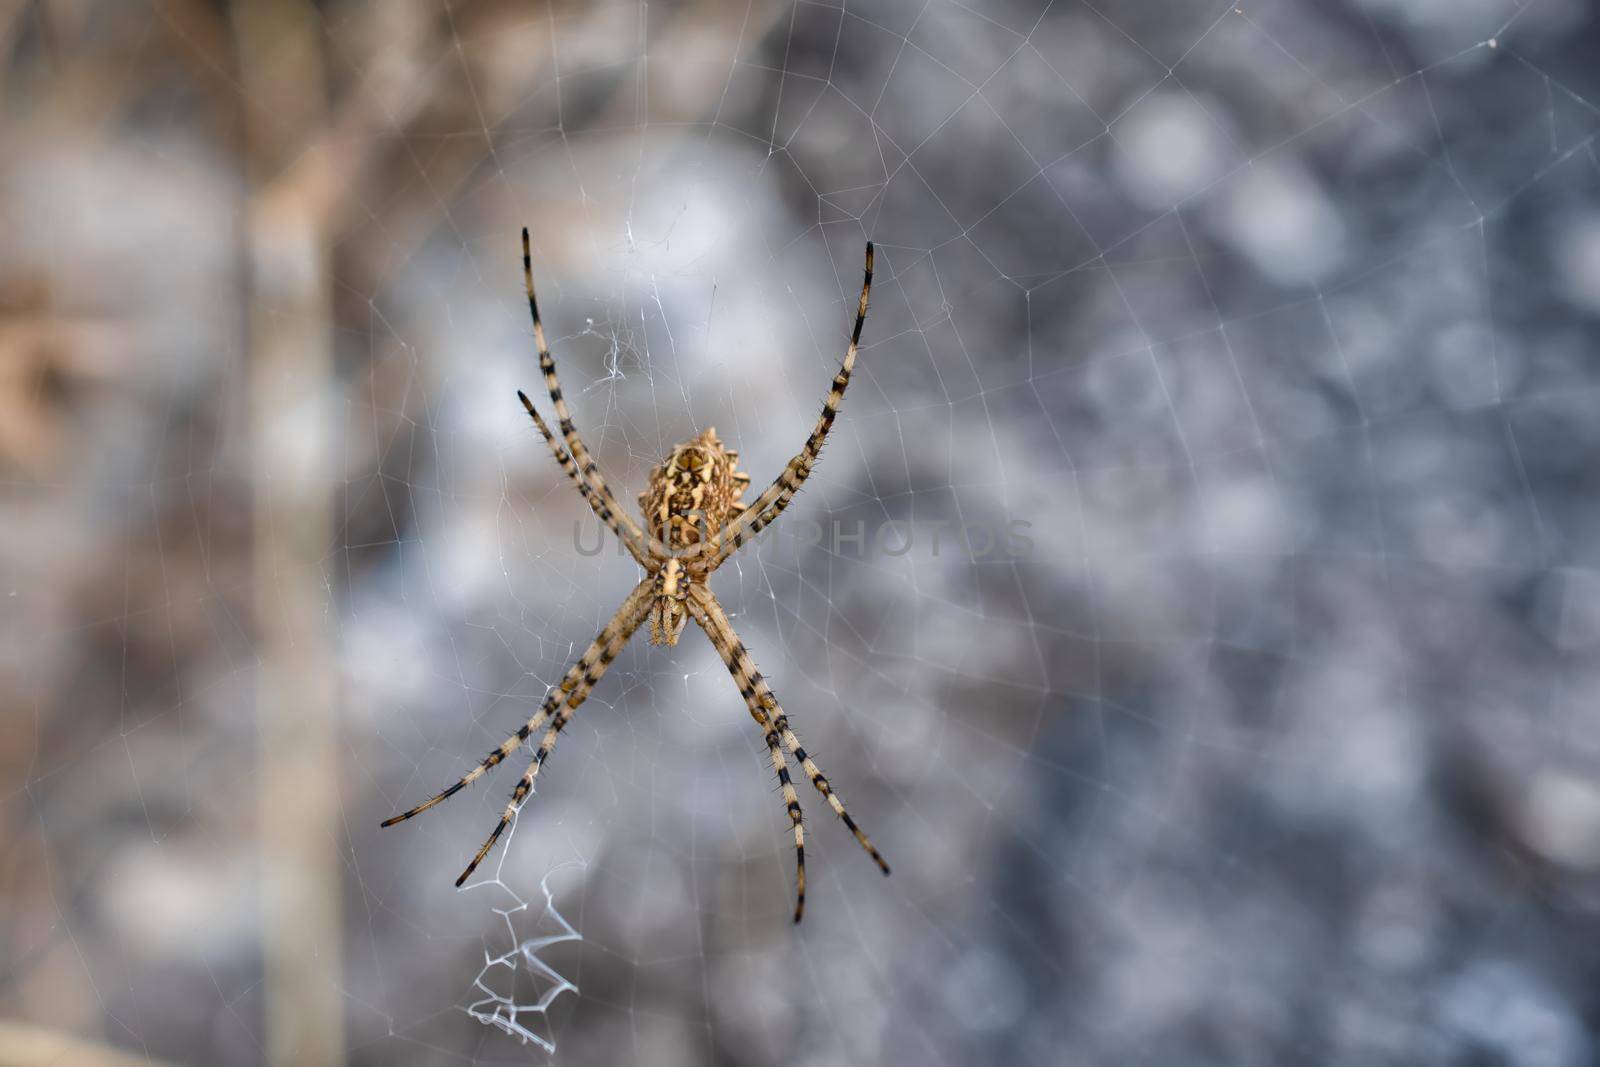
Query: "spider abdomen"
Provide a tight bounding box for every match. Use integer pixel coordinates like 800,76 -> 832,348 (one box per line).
640,426 -> 750,549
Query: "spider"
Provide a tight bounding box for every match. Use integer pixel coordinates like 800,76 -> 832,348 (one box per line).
382,229 -> 888,922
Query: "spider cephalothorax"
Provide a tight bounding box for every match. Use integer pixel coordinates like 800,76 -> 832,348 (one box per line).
383,231 -> 884,922
649,558 -> 691,645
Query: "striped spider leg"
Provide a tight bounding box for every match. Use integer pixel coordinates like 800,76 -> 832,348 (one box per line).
518,226 -> 670,567
693,241 -> 874,572
383,234 -> 886,919
688,584 -> 889,923
382,579 -> 653,886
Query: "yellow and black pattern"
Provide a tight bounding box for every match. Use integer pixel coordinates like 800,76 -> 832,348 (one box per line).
382,580 -> 652,877
690,585 -> 889,921
383,233 -> 885,918
452,580 -> 654,886
700,242 -> 873,571
522,227 -> 660,560
684,591 -> 808,919
639,426 -> 749,551
517,390 -> 651,567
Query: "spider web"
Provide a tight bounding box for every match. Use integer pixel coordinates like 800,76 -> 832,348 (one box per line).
6,0 -> 1600,1065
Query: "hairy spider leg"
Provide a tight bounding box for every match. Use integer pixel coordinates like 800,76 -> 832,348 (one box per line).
453,583 -> 654,886
522,228 -> 654,558
381,580 -> 653,882
516,390 -> 657,566
700,241 -> 874,572
690,585 -> 889,922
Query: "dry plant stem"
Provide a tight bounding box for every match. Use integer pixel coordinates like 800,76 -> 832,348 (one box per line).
232,2 -> 341,1064
228,2 -> 441,1060
0,1020 -> 182,1067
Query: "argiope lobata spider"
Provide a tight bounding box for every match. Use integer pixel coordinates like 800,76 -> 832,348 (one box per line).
382,229 -> 888,922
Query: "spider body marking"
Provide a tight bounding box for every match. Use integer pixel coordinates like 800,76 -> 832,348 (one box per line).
642,426 -> 749,646
651,558 -> 691,646
642,426 -> 750,552
382,231 -> 884,922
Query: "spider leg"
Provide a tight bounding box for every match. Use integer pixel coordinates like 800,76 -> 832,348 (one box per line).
690,586 -> 889,912
521,228 -> 657,557
381,582 -> 649,833
454,581 -> 654,887
699,241 -> 873,572
517,391 -> 651,567
685,594 -> 807,922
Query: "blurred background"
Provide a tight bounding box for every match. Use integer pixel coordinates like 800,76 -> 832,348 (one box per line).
3,0 -> 1600,1064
